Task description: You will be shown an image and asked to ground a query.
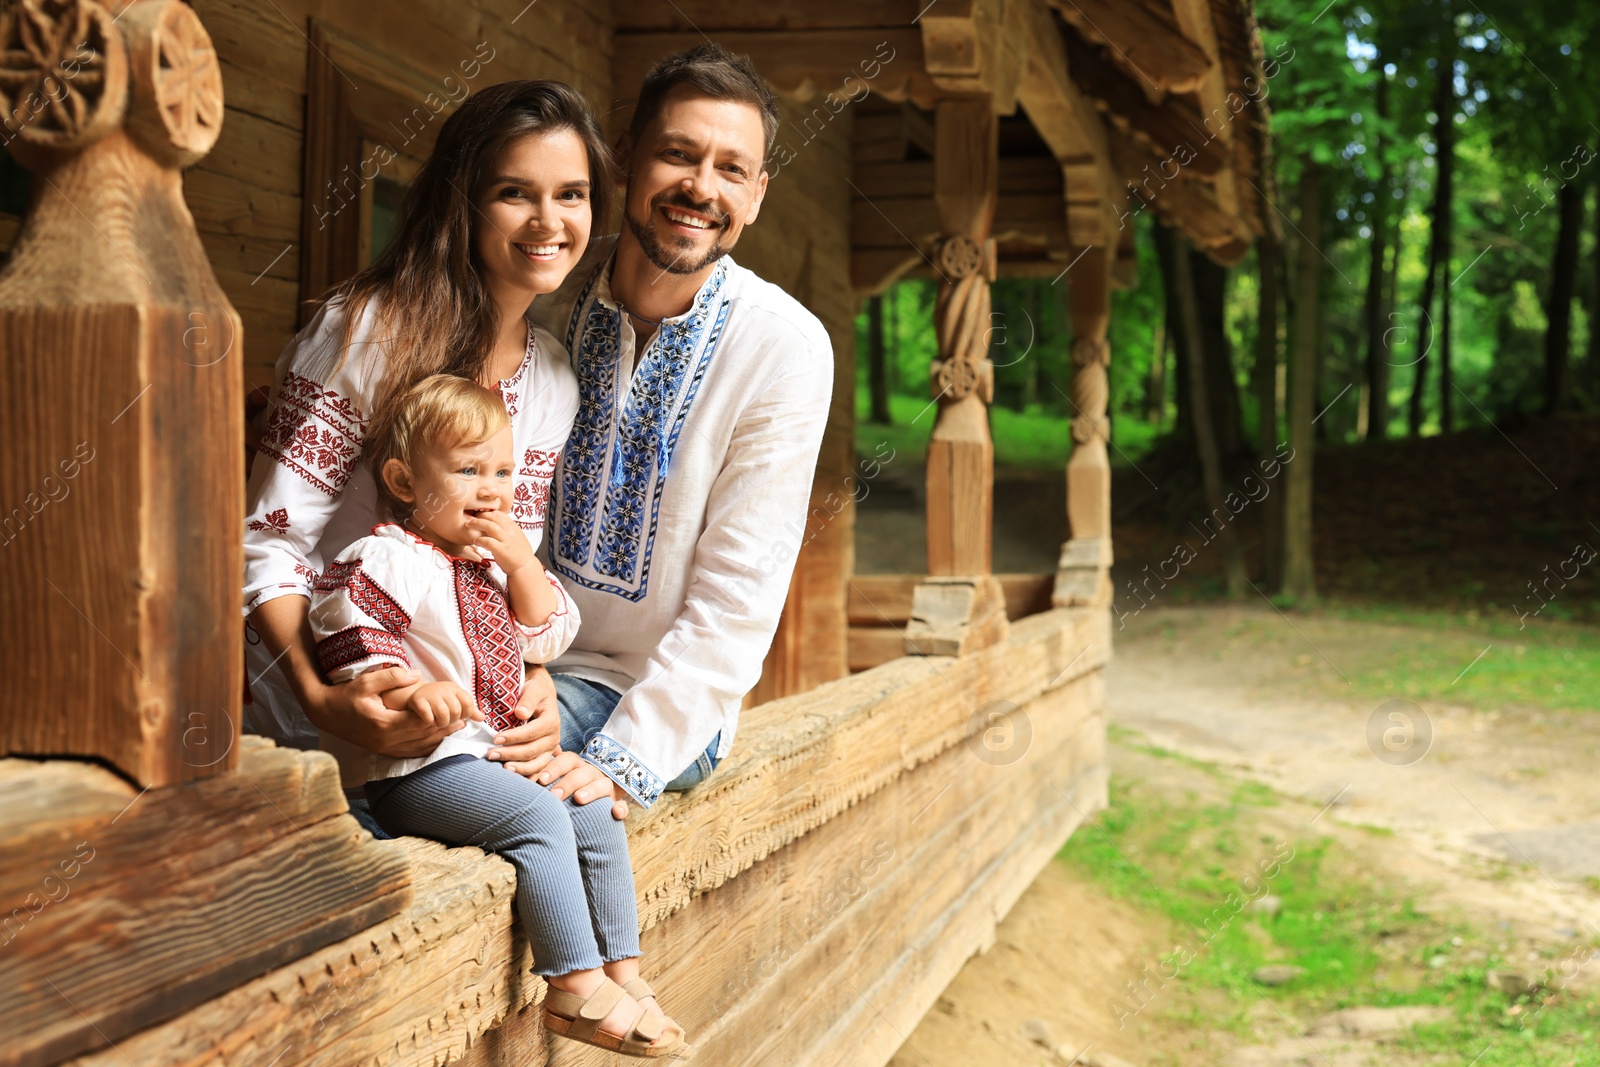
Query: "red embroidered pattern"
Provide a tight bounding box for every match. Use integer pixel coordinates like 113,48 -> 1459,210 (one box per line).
293,562 -> 318,585
316,626 -> 410,676
316,559 -> 412,635
258,371 -> 367,497
512,447 -> 560,530
248,508 -> 291,535
453,560 -> 524,733
494,327 -> 536,418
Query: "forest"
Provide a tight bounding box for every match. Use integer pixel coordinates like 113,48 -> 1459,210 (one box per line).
857,0 -> 1600,614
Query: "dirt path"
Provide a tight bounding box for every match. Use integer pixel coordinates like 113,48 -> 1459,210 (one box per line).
888,606 -> 1600,1067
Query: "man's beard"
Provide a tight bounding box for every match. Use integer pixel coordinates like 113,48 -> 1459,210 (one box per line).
624,190 -> 732,275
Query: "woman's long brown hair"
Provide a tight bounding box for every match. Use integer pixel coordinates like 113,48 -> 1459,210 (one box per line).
327,80 -> 613,411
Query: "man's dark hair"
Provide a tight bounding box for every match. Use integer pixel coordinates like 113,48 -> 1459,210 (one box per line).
628,43 -> 780,166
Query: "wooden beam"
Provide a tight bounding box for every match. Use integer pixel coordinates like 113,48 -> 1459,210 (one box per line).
850,192 -> 1069,250
1046,0 -> 1213,94
612,29 -> 936,110
55,610 -> 1110,1067
1054,242 -> 1116,608
1061,27 -> 1229,179
2,739 -> 411,1067
1168,0 -> 1241,220
853,156 -> 1064,200
1016,0 -> 1116,246
0,0 -> 241,784
848,572 -> 1057,625
613,0 -> 925,32
919,0 -> 1029,111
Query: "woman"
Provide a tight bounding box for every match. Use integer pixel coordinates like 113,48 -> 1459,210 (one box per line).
243,81 -> 604,776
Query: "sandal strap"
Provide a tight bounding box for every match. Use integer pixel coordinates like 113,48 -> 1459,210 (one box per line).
628,1009 -> 665,1044
568,979 -> 626,1043
622,978 -> 655,1002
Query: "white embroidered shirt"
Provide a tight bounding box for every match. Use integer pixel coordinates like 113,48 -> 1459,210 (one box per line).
528,236 -> 835,808
308,523 -> 579,781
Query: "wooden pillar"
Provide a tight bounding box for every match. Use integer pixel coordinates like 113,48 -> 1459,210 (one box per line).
0,0 -> 241,785
905,98 -> 1008,656
1053,243 -> 1116,607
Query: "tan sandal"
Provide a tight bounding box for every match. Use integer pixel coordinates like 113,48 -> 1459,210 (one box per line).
543,976 -> 693,1059
621,977 -> 688,1044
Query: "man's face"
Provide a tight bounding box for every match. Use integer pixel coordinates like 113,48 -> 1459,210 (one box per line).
622,85 -> 769,275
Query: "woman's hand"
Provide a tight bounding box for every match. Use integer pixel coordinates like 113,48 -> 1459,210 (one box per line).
467,509 -> 535,574
539,750 -> 629,821
486,664 -> 563,777
311,666 -> 460,758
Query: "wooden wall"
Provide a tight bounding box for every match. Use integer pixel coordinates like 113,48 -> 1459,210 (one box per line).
185,0 -> 615,389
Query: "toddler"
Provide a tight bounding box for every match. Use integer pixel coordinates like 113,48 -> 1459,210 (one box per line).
309,374 -> 690,1059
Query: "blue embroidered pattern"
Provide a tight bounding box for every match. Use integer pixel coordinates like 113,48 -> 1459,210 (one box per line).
582,733 -> 664,807
552,259 -> 730,601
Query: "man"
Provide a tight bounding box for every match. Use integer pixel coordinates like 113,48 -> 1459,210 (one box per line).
484,44 -> 834,816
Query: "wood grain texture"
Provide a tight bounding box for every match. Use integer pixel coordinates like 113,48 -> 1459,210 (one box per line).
1,738 -> 412,1067
59,610 -> 1109,1067
0,67 -> 241,788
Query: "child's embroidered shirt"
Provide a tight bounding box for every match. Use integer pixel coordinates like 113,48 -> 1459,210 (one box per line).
308,523 -> 579,781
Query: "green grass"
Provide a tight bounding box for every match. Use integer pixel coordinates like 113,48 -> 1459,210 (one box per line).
854,388 -> 1158,471
1057,751 -> 1600,1065
1310,603 -> 1600,714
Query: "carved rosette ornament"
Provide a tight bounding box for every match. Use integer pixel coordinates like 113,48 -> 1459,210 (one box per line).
0,0 -> 128,149
931,234 -> 995,404
122,0 -> 221,166
1068,336 -> 1110,445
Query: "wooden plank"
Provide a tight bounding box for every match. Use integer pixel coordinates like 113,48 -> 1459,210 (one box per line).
185,164 -> 302,240
1061,27 -> 1228,179
613,29 -> 934,112
849,572 -> 1056,625
1047,0 -> 1212,93
1168,0 -> 1240,219
59,610 -> 1109,1067
853,157 -> 1062,200
203,106 -> 304,198
851,192 -> 1068,249
192,0 -> 308,94
848,625 -> 905,672
2,739 -> 412,1067
614,0 -> 925,32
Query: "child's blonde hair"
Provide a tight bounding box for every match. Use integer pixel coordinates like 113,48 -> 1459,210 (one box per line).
366,374 -> 510,521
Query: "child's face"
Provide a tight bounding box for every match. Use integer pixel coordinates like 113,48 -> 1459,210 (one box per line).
474,127 -> 593,300
397,426 -> 515,550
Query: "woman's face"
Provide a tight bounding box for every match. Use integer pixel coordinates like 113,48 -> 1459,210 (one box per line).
473,128 -> 593,298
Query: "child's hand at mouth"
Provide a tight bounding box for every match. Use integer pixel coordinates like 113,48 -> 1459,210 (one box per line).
465,507 -> 535,574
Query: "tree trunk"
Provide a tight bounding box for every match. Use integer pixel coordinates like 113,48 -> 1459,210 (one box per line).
1148,313 -> 1167,425
1543,181 -> 1584,415
1434,53 -> 1456,432
1161,225 -> 1248,598
1283,162 -> 1322,604
1589,184 -> 1600,401
1157,228 -> 1194,446
1192,248 -> 1243,457
1255,235 -> 1283,590
1408,59 -> 1456,436
1363,73 -> 1392,441
866,294 -> 891,424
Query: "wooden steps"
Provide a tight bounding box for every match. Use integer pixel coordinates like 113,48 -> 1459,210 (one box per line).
60,608 -> 1109,1067
1,739 -> 412,1067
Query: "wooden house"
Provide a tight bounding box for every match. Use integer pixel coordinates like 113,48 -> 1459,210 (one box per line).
0,1 -> 1268,1064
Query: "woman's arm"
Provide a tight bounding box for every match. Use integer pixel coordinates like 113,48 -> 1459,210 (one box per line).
250,594 -> 448,756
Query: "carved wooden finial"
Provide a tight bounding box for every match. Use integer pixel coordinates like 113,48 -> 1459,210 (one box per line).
123,0 -> 222,165
0,0 -> 128,150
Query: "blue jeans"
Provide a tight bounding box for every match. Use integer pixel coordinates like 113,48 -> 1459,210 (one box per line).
553,673 -> 721,792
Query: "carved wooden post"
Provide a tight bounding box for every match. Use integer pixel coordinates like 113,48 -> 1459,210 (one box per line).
1053,244 -> 1115,607
0,0 -> 242,785
905,97 -> 1009,656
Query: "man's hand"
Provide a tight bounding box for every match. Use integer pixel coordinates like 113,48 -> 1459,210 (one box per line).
312,666 -> 460,758
486,664 -> 562,778
540,750 -> 630,820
